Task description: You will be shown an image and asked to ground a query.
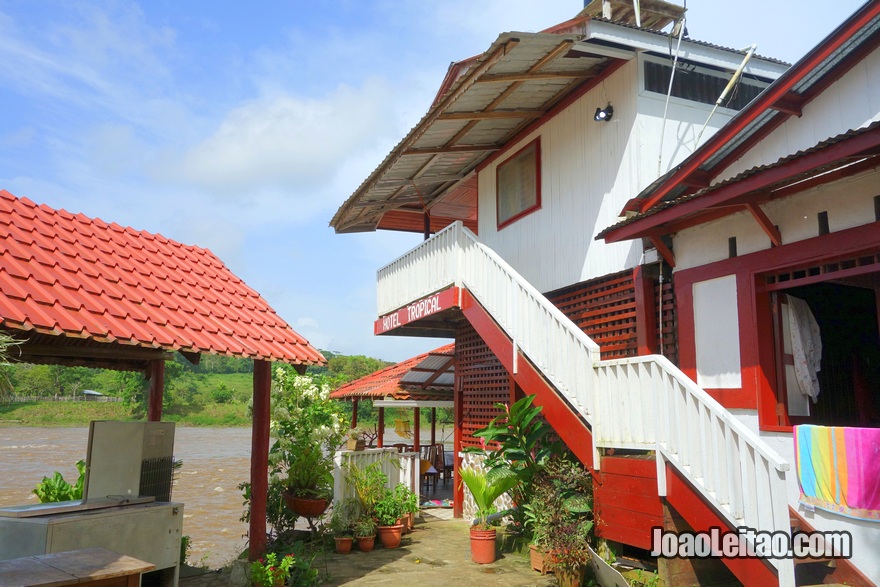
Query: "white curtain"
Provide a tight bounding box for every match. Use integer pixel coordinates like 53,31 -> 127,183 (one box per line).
786,295 -> 822,402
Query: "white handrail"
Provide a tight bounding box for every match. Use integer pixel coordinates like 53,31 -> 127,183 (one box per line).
377,221 -> 794,586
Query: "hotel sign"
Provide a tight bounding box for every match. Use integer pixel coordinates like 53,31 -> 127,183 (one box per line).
374,287 -> 459,334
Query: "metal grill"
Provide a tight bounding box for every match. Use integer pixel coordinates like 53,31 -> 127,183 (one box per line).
139,456 -> 174,502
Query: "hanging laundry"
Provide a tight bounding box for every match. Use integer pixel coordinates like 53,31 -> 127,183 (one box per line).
787,295 -> 822,402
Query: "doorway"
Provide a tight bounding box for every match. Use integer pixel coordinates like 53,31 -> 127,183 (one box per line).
773,279 -> 880,426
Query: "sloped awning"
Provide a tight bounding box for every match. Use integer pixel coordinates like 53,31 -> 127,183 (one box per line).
0,190 -> 324,370
330,343 -> 454,406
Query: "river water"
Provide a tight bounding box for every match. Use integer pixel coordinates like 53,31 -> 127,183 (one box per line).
0,426 -> 251,568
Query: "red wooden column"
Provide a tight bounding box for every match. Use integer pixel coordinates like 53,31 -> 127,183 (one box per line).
633,266 -> 658,356
249,359 -> 271,561
351,398 -> 359,428
413,408 -> 421,451
147,360 -> 164,422
430,408 -> 436,446
377,407 -> 385,448
453,344 -> 463,518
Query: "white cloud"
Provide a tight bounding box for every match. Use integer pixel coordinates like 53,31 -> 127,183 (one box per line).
153,77 -> 398,194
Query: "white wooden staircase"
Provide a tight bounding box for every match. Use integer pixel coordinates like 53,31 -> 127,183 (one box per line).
377,221 -> 797,586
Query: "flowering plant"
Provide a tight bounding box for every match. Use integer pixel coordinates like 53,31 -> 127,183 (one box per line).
249,552 -> 295,587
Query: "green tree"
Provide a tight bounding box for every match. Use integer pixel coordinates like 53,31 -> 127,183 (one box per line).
328,355 -> 392,383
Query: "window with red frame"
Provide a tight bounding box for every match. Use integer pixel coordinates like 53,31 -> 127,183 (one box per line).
496,139 -> 540,228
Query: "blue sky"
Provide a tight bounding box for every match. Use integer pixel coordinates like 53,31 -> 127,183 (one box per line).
0,0 -> 865,363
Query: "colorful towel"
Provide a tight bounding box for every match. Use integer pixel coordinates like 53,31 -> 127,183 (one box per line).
420,499 -> 452,509
795,425 -> 880,521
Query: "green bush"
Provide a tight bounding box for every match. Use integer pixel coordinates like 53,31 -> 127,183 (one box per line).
210,383 -> 234,404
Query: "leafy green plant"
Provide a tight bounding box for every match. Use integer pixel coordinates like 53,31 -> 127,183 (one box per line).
329,498 -> 361,537
374,487 -> 407,526
250,552 -> 295,587
179,535 -> 191,566
285,440 -> 333,500
33,460 -> 85,503
393,483 -> 419,515
353,515 -> 377,538
458,466 -> 519,529
633,569 -> 661,587
470,395 -> 561,535
342,460 -> 388,517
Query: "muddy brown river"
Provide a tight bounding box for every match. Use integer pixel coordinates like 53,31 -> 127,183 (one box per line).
0,427 -> 251,568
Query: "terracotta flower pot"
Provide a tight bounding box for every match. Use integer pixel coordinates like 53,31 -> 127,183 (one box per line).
356,535 -> 375,552
334,536 -> 353,554
377,523 -> 404,548
469,527 -> 497,564
283,493 -> 328,518
529,544 -> 553,574
402,512 -> 414,534
555,565 -> 586,587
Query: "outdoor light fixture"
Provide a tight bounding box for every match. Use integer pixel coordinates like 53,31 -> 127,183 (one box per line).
594,104 -> 613,122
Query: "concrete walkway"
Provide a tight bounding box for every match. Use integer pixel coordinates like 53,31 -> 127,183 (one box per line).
180,511 -> 558,586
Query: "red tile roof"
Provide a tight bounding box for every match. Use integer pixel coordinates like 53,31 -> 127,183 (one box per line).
330,343 -> 454,400
0,190 -> 324,365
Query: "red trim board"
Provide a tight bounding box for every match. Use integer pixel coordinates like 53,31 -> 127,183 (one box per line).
374,286 -> 460,334
459,288 -> 594,468
666,462 -> 778,586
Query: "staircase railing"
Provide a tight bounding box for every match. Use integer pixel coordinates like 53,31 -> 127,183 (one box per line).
377,221 -> 794,585
378,221 -> 601,419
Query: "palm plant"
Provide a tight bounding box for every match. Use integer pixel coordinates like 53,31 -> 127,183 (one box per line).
458,466 -> 520,529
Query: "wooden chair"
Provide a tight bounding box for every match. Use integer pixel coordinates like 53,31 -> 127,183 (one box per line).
419,458 -> 438,493
391,443 -> 408,453
419,444 -> 440,493
432,443 -> 451,484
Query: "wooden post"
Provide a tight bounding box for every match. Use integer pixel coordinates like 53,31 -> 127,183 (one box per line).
377,407 -> 385,448
633,266 -> 658,356
147,360 -> 164,422
430,408 -> 436,446
453,342 -> 463,519
249,360 -> 271,561
351,398 -> 359,428
413,408 -> 421,451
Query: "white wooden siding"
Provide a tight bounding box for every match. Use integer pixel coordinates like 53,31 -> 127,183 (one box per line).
477,57 -> 736,293
673,167 -> 880,271
718,45 -> 880,183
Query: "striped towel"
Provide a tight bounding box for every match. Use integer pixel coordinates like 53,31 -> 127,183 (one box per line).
795,425 -> 880,521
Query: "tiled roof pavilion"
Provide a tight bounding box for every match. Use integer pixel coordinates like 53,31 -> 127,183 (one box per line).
0,189 -> 324,370
0,188 -> 323,562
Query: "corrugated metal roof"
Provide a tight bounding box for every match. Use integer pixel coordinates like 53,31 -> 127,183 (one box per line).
331,13 -> 788,236
597,120 -> 880,238
0,190 -> 324,365
330,343 -> 454,400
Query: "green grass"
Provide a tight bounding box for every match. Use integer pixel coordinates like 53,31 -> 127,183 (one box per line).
0,401 -> 252,427
0,401 -> 132,426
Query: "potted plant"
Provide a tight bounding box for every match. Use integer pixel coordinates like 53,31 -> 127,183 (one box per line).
548,517 -> 593,587
458,466 -> 520,564
353,516 -> 377,552
329,498 -> 361,554
249,552 -> 295,587
525,455 -> 594,579
374,487 -> 407,548
345,429 -> 366,451
393,483 -> 419,533
342,460 -> 387,518
284,440 -> 334,519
